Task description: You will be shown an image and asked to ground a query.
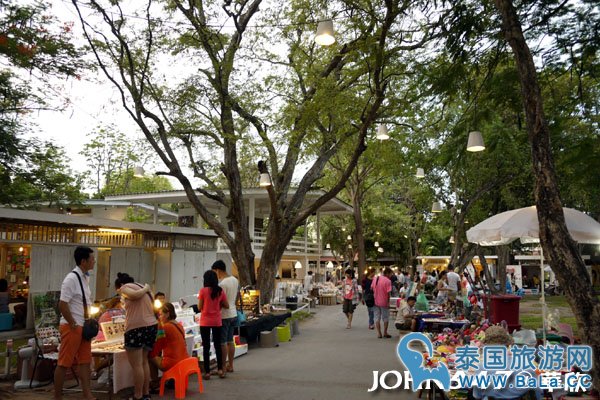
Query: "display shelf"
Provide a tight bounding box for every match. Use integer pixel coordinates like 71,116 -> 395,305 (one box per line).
238,289 -> 260,315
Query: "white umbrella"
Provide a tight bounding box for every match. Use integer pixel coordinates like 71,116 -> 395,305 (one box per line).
466,206 -> 600,246
466,206 -> 600,342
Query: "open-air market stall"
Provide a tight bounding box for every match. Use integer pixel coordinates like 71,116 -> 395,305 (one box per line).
467,205 -> 600,342
0,208 -> 217,331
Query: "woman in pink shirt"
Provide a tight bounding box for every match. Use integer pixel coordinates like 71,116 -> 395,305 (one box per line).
197,270 -> 229,379
117,272 -> 157,400
341,268 -> 360,329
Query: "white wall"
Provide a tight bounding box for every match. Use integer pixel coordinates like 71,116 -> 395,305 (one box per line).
29,245 -> 78,329
109,248 -> 153,288
169,250 -> 216,302
154,250 -> 172,299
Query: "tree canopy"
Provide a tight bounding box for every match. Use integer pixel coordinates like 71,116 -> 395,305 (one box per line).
0,0 -> 86,206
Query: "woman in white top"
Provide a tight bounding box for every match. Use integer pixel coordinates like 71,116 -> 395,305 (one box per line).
435,271 -> 449,305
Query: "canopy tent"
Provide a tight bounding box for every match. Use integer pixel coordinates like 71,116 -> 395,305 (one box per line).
466,206 -> 600,342
466,206 -> 600,246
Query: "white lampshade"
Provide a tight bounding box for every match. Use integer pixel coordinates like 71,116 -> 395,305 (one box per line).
315,19 -> 335,46
326,243 -> 331,249
467,131 -> 485,152
449,236 -> 455,244
326,261 -> 334,269
376,124 -> 389,140
374,241 -> 379,247
432,201 -> 443,213
259,172 -> 272,187
377,247 -> 384,253
133,166 -> 145,177
415,168 -> 425,179
294,261 -> 302,269
348,244 -> 352,249
346,235 -> 352,241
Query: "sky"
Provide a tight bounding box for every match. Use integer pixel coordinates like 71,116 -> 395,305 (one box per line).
27,0 -> 183,190
25,0 -> 316,193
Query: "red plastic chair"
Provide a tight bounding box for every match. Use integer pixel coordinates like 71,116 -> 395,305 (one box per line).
159,357 -> 203,399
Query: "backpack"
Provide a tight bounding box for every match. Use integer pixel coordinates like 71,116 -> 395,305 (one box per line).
365,277 -> 377,307
364,290 -> 375,307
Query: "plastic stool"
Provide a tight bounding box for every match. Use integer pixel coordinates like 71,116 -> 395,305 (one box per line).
276,323 -> 291,342
159,357 -> 203,399
0,313 -> 12,331
260,330 -> 278,348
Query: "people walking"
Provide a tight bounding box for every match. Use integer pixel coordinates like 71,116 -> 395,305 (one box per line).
341,268 -> 360,329
446,264 -> 461,302
361,268 -> 376,329
54,246 -> 96,400
198,269 -> 229,379
436,271 -> 449,305
117,272 -> 157,400
211,260 -> 239,373
371,268 -> 393,338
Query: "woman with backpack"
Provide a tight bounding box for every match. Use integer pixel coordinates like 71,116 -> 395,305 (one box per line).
361,268 -> 376,330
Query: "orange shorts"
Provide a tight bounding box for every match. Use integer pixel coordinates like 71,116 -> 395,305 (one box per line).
58,324 -> 92,367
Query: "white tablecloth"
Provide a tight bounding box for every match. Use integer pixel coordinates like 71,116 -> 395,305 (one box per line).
94,335 -> 194,393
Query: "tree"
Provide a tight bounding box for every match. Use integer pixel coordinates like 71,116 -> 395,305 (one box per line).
80,125 -> 172,196
1,142 -> 84,207
71,0 -> 440,302
493,0 -> 600,389
0,0 -> 86,205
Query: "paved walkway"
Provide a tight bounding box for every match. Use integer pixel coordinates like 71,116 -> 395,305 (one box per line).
1,304 -> 419,399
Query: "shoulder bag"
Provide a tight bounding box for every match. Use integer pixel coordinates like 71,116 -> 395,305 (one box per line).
72,271 -> 99,341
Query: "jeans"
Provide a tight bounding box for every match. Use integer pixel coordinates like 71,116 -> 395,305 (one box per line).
200,326 -> 223,373
367,306 -> 374,326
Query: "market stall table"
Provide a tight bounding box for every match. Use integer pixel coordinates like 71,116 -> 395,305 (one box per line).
239,311 -> 291,343
420,318 -> 470,333
91,335 -> 194,396
318,295 -> 335,306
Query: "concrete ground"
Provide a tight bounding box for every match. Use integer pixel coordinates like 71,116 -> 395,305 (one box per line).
1,304 -> 419,399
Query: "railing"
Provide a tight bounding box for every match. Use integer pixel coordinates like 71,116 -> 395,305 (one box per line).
216,231 -> 321,255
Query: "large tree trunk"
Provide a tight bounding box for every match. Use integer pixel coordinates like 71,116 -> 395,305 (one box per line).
256,220 -> 292,304
494,0 -> 600,389
478,246 -> 500,295
351,187 -> 367,280
497,245 -> 510,294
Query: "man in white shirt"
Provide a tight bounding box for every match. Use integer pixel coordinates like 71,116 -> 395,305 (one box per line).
446,264 -> 461,301
54,246 -> 95,400
303,271 -> 314,293
212,260 -> 239,374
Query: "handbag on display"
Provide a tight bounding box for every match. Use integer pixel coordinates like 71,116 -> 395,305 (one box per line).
72,271 -> 99,341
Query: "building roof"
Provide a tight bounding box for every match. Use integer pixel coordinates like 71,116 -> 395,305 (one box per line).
105,188 -> 353,215
0,208 -> 217,237
76,200 -> 178,218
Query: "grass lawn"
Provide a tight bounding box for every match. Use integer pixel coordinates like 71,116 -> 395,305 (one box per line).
519,295 -> 579,335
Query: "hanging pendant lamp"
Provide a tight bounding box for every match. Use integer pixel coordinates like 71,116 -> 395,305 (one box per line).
315,19 -> 335,46
259,173 -> 272,187
376,124 -> 389,140
467,131 -> 485,152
